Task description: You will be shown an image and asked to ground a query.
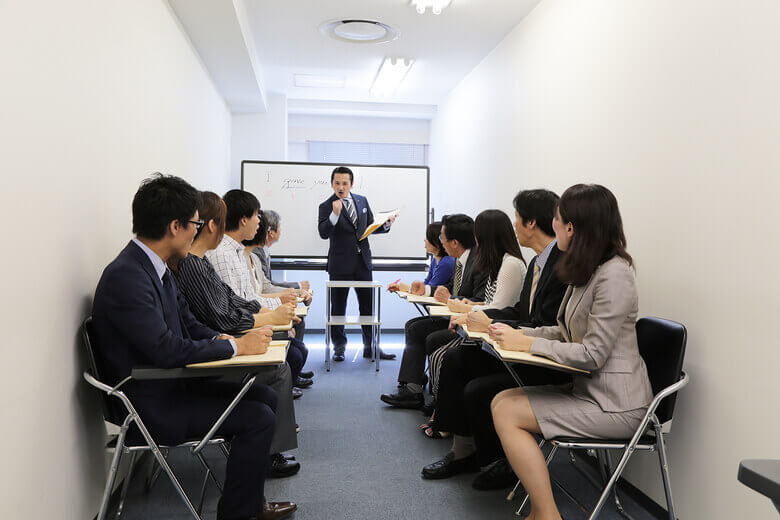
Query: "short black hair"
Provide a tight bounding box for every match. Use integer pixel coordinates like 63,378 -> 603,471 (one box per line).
243,210 -> 269,247
425,221 -> 446,257
331,166 -> 354,184
440,214 -> 476,250
223,189 -> 260,231
513,189 -> 559,237
132,173 -> 200,240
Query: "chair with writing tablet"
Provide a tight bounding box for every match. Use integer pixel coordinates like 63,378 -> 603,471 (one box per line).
509,317 -> 689,520
81,317 -> 264,520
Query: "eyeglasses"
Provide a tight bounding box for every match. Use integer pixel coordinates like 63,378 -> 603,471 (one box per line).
188,219 -> 204,231
439,234 -> 449,242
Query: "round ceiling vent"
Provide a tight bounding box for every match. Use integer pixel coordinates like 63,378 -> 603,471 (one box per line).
319,19 -> 399,44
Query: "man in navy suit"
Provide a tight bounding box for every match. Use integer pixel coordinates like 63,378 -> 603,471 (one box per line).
318,166 -> 396,362
91,174 -> 296,520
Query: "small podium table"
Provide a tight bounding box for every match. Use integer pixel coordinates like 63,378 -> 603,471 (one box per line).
325,280 -> 383,372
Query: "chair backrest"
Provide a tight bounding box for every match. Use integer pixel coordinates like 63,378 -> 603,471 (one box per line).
635,317 -> 687,424
81,317 -> 125,426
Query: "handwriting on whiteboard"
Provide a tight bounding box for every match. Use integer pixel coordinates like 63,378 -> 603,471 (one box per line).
281,178 -> 306,190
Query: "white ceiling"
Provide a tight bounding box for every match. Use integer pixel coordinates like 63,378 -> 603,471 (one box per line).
244,0 -> 541,106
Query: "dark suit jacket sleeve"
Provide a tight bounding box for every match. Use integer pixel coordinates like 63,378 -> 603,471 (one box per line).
469,270 -> 488,302
101,267 -> 233,368
318,200 -> 335,239
485,257 -> 535,322
532,270 -> 567,328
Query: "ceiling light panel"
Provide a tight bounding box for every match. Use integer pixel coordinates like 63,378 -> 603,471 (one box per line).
411,0 -> 452,15
370,57 -> 414,98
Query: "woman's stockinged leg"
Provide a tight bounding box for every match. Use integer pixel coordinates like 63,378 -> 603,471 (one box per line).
492,388 -> 561,520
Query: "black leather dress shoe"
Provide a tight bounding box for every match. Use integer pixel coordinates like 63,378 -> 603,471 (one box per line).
380,385 -> 424,409
299,370 -> 314,379
472,457 -> 517,490
333,352 -> 345,362
291,387 -> 302,399
363,348 -> 396,360
294,376 -> 313,388
270,453 -> 301,478
421,452 -> 480,479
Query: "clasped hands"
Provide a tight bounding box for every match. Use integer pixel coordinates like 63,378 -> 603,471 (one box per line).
488,322 -> 534,351
447,309 -> 491,331
231,326 -> 273,356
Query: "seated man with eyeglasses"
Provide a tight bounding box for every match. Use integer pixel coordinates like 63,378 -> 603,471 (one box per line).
91,174 -> 296,520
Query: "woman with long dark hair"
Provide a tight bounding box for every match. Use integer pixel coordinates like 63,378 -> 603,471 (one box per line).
489,184 -> 652,520
447,209 -> 526,313
421,210 -> 526,439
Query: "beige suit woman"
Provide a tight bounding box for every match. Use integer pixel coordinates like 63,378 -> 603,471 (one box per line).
489,184 -> 652,520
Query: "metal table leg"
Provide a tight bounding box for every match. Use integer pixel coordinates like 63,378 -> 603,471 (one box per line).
326,285 -> 331,372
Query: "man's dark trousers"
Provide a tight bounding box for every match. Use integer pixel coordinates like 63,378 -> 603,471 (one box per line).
397,316 -> 452,386
330,256 -> 374,353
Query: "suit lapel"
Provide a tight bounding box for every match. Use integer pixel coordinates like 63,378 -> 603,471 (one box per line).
566,273 -> 593,326
126,241 -> 164,300
557,285 -> 573,342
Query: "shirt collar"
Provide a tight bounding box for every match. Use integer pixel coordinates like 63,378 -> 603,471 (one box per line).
459,249 -> 471,265
132,237 -> 167,281
222,234 -> 244,254
535,239 -> 557,272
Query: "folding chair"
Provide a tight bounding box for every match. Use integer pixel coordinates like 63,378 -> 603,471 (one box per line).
510,317 -> 689,519
82,317 -> 252,520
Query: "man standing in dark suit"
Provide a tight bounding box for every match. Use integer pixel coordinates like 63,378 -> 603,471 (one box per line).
318,166 -> 396,362
91,174 -> 296,520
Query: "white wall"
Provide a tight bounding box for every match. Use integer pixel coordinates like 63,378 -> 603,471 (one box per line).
0,1 -> 232,518
429,0 -> 780,518
231,93 -> 288,186
288,114 -> 431,145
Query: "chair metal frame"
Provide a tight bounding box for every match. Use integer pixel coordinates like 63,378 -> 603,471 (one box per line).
507,318 -> 689,519
82,318 -> 255,520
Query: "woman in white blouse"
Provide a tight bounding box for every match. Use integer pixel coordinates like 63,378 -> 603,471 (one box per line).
422,210 -> 526,438
447,210 -> 527,314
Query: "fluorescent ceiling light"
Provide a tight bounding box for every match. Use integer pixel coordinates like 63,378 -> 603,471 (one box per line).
294,74 -> 345,88
370,57 -> 414,98
411,0 -> 452,15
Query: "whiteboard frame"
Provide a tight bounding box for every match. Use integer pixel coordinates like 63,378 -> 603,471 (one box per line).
241,160 -> 430,261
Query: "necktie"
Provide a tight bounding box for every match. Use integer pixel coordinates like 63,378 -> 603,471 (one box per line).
453,260 -> 463,296
343,198 -> 357,227
161,269 -> 184,338
528,262 -> 542,314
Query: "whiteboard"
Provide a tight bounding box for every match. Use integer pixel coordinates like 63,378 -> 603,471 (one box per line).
242,161 -> 429,259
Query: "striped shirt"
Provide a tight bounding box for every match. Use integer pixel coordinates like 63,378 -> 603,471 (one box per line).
174,254 -> 261,335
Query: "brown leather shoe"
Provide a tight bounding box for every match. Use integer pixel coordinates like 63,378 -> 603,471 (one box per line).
258,500 -> 297,520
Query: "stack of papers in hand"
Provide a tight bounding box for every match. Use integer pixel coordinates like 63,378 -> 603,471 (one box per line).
360,209 -> 400,241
